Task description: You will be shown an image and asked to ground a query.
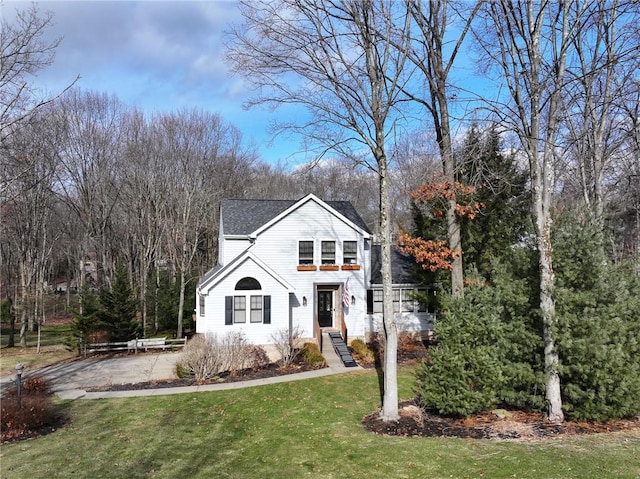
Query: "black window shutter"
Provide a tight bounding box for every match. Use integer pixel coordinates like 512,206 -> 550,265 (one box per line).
263,295 -> 271,324
366,290 -> 373,314
225,296 -> 233,325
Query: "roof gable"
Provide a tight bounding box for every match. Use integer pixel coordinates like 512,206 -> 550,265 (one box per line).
199,250 -> 295,293
220,194 -> 371,237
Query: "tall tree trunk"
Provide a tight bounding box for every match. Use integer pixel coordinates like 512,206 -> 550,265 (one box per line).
536,200 -> 563,424
379,153 -> 399,422
154,260 -> 160,333
7,295 -> 15,348
177,267 -> 185,340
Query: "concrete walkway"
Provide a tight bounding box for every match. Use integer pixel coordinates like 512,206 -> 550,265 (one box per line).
1,335 -> 361,401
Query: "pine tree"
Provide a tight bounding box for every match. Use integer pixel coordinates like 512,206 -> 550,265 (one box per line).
554,215 -> 640,421
414,275 -> 506,417
99,264 -> 140,341
66,284 -> 100,354
457,125 -> 531,277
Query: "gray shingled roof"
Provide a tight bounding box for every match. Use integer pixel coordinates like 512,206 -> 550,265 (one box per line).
370,244 -> 421,285
220,197 -> 371,236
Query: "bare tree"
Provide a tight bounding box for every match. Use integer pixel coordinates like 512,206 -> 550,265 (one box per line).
53,89 -> 128,286
560,0 -> 640,231
1,113 -> 60,345
476,0 -> 586,424
399,0 -> 481,296
119,110 -> 168,336
227,0 -> 412,421
155,109 -> 254,338
0,4 -> 76,144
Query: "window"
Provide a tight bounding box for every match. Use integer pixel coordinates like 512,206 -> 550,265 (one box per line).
250,295 -> 263,323
235,277 -> 261,290
417,289 -> 429,312
233,296 -> 246,323
401,290 -> 414,312
299,241 -> 314,264
373,289 -> 383,313
367,288 -> 433,315
321,241 -> 336,264
226,295 -> 271,325
393,289 -> 401,312
199,295 -> 205,316
343,241 -> 357,264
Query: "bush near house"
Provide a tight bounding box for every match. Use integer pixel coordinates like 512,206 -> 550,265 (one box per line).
270,326 -> 304,367
301,342 -> 326,368
176,332 -> 271,381
349,338 -> 375,365
414,279 -> 507,417
415,216 -> 640,422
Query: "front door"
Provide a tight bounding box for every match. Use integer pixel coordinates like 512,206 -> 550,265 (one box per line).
317,290 -> 333,327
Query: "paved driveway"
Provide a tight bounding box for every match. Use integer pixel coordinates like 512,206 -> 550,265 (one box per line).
1,352 -> 182,394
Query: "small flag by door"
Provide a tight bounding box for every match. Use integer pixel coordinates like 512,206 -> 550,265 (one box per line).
343,278 -> 350,308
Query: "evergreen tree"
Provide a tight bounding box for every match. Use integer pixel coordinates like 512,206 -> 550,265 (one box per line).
147,271 -> 196,334
414,275 -> 506,417
554,215 -> 640,421
99,264 -> 140,341
457,125 -> 531,277
66,284 -> 100,354
410,125 -> 530,282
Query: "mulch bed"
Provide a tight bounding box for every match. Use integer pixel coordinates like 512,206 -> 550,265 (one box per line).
363,400 -> 640,441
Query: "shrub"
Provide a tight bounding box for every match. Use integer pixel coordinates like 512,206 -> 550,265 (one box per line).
301,342 -> 326,369
556,265 -> 640,420
248,345 -> 271,370
414,279 -> 506,417
1,376 -> 56,442
349,338 -> 375,365
66,284 -> 99,354
553,216 -> 640,421
176,332 -> 256,381
270,325 -> 304,367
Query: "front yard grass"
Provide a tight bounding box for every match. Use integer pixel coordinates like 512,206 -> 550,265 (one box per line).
1,325 -> 76,376
2,366 -> 639,479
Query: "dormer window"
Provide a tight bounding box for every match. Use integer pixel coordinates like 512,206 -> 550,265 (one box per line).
343,241 -> 357,264
299,241 -> 314,264
321,241 -> 336,264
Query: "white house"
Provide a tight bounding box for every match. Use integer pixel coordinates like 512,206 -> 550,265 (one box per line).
195,194 -> 434,346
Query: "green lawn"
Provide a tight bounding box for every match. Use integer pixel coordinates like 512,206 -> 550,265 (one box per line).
2,366 -> 639,478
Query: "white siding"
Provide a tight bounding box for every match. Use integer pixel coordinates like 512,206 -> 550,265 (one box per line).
222,238 -> 252,265
251,200 -> 368,339
365,312 -> 435,337
200,197 -> 376,345
197,258 -> 291,344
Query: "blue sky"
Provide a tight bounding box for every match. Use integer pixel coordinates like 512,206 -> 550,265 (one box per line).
4,1 -> 496,170
4,0 -> 308,166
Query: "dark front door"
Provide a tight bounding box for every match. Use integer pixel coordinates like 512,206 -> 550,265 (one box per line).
317,290 -> 333,327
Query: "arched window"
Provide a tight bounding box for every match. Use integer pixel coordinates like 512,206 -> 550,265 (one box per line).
235,277 -> 261,290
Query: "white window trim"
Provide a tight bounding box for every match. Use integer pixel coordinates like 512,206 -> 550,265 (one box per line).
250,294 -> 263,323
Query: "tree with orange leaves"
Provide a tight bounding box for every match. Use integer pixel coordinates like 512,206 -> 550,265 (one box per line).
398,181 -> 482,275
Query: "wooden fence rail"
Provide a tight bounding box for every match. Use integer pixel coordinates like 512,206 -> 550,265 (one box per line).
85,337 -> 187,355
